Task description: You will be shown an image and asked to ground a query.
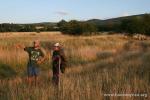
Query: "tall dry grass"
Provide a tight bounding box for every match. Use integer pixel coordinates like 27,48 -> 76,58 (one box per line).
0,32 -> 149,100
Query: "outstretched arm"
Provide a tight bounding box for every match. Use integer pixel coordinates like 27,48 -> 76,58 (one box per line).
15,43 -> 32,53
15,43 -> 26,49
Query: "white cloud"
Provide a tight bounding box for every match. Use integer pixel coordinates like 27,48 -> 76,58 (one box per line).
54,11 -> 69,16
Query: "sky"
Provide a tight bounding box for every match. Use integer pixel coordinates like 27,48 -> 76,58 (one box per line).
0,0 -> 150,23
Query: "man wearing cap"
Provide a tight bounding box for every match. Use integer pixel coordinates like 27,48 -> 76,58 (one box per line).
52,43 -> 66,85
17,40 -> 45,86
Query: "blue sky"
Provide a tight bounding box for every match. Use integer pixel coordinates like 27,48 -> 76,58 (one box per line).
0,0 -> 150,23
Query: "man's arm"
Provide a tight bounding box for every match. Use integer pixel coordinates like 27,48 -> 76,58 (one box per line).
15,44 -> 25,49
37,48 -> 46,64
15,43 -> 31,53
60,49 -> 67,63
16,44 -> 27,50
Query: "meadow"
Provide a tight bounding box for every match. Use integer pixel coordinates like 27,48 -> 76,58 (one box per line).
0,32 -> 149,100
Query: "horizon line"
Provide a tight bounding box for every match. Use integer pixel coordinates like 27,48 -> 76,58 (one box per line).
0,13 -> 149,24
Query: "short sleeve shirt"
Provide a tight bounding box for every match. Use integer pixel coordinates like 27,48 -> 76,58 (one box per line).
24,47 -> 44,66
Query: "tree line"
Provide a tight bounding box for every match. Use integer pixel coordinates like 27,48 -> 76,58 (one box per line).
58,14 -> 150,36
120,14 -> 150,35
0,14 -> 150,36
0,23 -> 58,32
57,20 -> 98,35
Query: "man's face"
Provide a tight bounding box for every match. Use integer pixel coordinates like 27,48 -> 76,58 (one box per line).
53,46 -> 59,51
34,41 -> 40,48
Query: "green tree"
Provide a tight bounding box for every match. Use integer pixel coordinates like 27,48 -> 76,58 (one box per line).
58,20 -> 98,35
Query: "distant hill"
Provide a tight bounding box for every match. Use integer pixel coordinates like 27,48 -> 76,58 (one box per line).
1,14 -> 148,27
0,13 -> 149,33
87,14 -> 148,25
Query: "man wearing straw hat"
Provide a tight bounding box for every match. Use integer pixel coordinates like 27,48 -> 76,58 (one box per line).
52,42 -> 66,85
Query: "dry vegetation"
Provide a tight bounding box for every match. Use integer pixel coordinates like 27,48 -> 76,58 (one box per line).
0,32 -> 150,100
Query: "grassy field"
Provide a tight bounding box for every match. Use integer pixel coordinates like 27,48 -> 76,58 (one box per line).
0,32 -> 149,100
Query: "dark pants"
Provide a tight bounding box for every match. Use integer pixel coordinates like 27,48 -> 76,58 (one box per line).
52,64 -> 60,85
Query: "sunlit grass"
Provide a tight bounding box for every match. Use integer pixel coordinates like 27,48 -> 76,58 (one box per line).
0,32 -> 149,100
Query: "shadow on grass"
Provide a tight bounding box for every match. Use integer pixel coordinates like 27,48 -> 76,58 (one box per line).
0,63 -> 17,79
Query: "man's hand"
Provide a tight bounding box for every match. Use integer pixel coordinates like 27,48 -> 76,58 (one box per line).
37,57 -> 46,64
15,43 -> 25,49
37,60 -> 42,64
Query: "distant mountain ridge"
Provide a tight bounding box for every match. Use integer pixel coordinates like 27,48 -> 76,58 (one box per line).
31,14 -> 149,26
0,13 -> 149,33
87,14 -> 148,25
1,13 -> 148,26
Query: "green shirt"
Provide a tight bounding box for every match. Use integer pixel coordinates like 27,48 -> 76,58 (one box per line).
24,47 -> 44,66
